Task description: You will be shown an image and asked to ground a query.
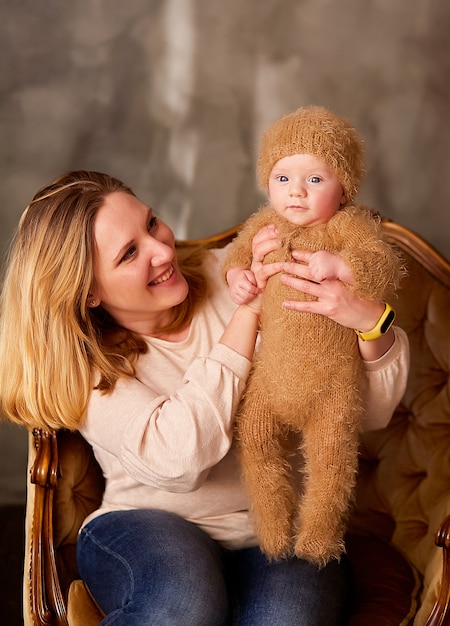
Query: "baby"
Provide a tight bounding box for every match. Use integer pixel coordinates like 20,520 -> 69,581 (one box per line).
223,105 -> 404,566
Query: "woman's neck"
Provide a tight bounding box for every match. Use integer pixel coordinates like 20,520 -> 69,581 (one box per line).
148,323 -> 190,343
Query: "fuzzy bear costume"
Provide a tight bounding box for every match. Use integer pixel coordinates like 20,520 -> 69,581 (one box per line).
223,106 -> 404,566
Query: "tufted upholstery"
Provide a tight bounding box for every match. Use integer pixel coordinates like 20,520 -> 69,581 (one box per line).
23,220 -> 450,626
348,230 -> 450,624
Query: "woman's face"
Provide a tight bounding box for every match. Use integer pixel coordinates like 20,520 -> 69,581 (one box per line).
91,191 -> 189,335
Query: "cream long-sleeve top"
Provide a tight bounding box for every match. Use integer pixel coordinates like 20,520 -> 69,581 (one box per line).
80,247 -> 410,549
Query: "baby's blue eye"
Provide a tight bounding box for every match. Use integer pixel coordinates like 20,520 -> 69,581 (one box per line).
279,175 -> 288,182
309,176 -> 321,183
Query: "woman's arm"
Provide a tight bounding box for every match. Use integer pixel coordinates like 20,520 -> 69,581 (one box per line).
219,224 -> 284,357
220,258 -> 284,358
84,348 -> 250,493
361,326 -> 410,431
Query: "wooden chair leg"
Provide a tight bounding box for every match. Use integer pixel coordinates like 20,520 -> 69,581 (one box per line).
424,516 -> 450,626
29,429 -> 69,626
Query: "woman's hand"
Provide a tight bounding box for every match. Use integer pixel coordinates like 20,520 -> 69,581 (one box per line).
242,259 -> 285,314
227,224 -> 282,307
220,225 -> 283,357
251,223 -> 280,266
280,250 -> 395,360
246,224 -> 283,309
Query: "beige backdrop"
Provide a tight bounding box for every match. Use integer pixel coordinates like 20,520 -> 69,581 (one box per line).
1,0 -> 450,502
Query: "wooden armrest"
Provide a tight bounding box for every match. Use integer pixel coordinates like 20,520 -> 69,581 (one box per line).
175,224 -> 238,250
424,516 -> 450,626
29,428 -> 68,626
382,219 -> 450,288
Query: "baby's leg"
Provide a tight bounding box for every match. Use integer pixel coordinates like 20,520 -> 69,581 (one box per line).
238,385 -> 295,559
294,395 -> 361,568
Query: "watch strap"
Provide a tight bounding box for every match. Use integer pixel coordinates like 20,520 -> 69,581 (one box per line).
354,302 -> 396,341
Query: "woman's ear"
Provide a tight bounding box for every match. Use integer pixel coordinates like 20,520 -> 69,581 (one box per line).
87,292 -> 100,308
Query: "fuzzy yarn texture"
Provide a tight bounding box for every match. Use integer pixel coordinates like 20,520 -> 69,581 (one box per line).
223,205 -> 404,567
257,105 -> 365,203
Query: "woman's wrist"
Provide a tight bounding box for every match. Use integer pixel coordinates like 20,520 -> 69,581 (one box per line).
354,301 -> 397,360
353,301 -> 386,333
354,303 -> 396,341
240,300 -> 263,316
219,302 -> 260,359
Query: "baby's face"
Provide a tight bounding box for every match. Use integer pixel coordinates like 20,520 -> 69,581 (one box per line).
268,153 -> 346,227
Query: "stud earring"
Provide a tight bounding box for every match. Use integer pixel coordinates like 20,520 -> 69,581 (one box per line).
90,299 -> 97,306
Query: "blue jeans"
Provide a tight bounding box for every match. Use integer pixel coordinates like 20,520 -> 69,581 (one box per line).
76,510 -> 352,625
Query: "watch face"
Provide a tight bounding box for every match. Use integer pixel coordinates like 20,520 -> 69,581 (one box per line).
380,310 -> 396,333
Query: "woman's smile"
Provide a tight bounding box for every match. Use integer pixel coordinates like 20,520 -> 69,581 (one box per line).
148,265 -> 175,286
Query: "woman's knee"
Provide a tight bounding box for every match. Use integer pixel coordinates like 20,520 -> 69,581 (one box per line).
77,509 -> 230,625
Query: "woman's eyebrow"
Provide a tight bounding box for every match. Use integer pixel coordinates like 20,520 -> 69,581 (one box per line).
112,239 -> 134,264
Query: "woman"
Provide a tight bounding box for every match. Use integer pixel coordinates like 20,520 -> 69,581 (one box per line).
0,171 -> 409,625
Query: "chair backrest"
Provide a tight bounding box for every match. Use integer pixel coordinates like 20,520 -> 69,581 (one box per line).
349,219 -> 450,622
23,219 -> 450,626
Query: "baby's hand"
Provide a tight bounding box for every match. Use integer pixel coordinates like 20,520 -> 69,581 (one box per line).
227,268 -> 260,305
295,250 -> 354,285
307,251 -> 341,283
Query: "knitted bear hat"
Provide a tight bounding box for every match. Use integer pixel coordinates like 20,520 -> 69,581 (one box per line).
256,105 -> 366,203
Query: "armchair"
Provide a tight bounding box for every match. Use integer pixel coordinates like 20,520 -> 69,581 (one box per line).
23,219 -> 450,625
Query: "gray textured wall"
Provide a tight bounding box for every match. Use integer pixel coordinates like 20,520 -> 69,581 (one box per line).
1,0 -> 450,503
2,0 -> 450,252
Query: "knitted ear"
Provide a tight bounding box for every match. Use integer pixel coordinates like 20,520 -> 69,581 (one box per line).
256,105 -> 366,203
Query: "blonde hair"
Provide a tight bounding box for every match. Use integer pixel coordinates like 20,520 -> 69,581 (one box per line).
0,171 -> 208,431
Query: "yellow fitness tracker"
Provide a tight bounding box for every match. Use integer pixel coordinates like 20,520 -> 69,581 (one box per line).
354,302 -> 396,341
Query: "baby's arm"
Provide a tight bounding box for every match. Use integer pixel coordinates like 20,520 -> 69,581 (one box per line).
226,267 -> 259,305
307,250 -> 355,285
331,207 -> 405,299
